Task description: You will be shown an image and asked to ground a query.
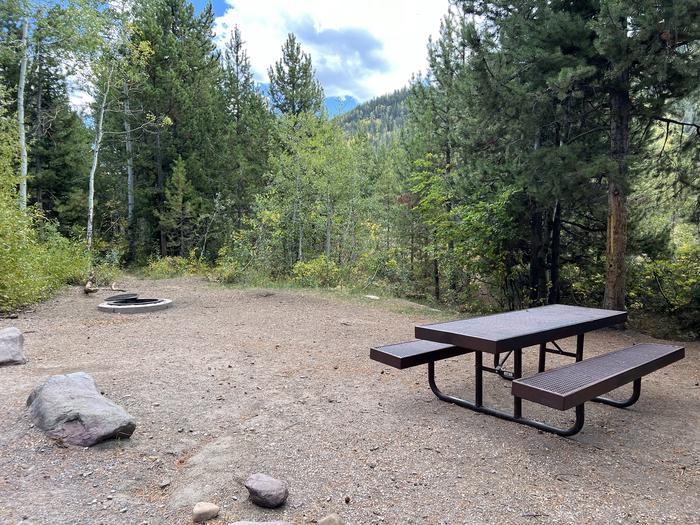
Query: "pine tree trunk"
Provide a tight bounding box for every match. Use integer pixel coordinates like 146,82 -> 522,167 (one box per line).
297,226 -> 303,262
433,257 -> 440,301
528,209 -> 542,304
123,83 -> 136,263
156,130 -> 167,256
179,215 -> 185,257
17,14 -> 29,209
548,200 -> 561,304
604,69 -> 630,312
87,69 -> 112,250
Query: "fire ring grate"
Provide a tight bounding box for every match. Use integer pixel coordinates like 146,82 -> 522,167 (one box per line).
98,295 -> 173,314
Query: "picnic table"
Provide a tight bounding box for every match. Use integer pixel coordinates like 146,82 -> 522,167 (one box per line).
371,304 -> 685,436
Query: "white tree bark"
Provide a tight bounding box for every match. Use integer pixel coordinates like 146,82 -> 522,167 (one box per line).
123,82 -> 135,258
17,14 -> 29,209
86,68 -> 113,250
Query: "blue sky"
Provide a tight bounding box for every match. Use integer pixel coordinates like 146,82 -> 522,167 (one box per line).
193,0 -> 449,101
192,0 -> 229,16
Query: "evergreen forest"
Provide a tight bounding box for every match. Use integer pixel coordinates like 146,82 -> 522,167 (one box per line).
1,0 -> 699,339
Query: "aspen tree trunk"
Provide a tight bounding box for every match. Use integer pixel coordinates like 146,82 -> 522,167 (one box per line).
325,197 -> 332,259
17,14 -> 29,209
123,83 -> 136,263
87,69 -> 113,250
33,44 -> 43,210
604,68 -> 630,312
295,168 -> 302,263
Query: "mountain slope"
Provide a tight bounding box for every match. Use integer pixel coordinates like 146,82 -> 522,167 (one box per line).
336,87 -> 409,144
257,83 -> 358,117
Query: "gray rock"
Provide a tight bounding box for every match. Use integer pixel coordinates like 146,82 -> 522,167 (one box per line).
26,372 -> 136,447
318,514 -> 344,525
192,501 -> 219,523
244,473 -> 288,508
0,327 -> 27,366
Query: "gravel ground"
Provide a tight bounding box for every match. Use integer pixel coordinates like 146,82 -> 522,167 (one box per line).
0,277 -> 698,525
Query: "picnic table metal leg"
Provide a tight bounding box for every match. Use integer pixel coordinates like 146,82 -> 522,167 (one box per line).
513,349 -> 522,419
538,343 -> 546,372
426,357 -> 585,436
593,378 -> 641,408
493,351 -> 514,380
475,352 -> 483,407
576,333 -> 584,361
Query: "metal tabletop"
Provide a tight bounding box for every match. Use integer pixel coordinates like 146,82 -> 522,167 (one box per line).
415,304 -> 627,354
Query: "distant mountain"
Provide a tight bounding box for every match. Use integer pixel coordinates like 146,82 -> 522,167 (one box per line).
336,87 -> 410,145
324,95 -> 359,117
257,83 -> 358,117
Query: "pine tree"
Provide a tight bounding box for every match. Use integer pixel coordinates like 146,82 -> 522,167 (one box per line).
267,33 -> 323,116
131,0 -> 227,255
459,0 -> 700,309
221,26 -> 272,228
593,1 -> 700,310
157,156 -> 197,257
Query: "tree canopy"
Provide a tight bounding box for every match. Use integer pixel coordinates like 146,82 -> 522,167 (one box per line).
0,0 -> 698,338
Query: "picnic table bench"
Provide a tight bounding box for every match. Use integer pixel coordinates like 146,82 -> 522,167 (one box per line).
370,305 -> 685,436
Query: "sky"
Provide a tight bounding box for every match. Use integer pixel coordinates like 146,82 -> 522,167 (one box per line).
199,0 -> 450,102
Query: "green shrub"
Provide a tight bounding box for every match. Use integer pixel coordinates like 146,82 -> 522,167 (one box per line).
0,204 -> 90,311
209,248 -> 243,284
627,245 -> 700,338
91,261 -> 123,286
143,256 -> 189,279
292,255 -> 340,287
40,224 -> 91,285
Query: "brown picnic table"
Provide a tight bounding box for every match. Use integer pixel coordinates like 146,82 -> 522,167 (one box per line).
371,304 -> 685,436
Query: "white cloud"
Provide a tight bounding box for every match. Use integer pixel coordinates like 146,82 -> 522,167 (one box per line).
213,0 -> 450,101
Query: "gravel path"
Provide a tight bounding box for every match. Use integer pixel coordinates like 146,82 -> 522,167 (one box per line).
1,277 -> 698,525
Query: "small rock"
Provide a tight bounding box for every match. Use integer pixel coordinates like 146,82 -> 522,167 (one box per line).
0,327 -> 27,366
159,479 -> 171,489
318,514 -> 344,525
244,473 -> 288,508
192,501 -> 219,523
364,294 -> 380,300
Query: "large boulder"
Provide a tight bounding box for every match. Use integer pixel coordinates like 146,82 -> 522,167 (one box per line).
0,327 -> 27,366
244,473 -> 289,508
27,372 -> 136,446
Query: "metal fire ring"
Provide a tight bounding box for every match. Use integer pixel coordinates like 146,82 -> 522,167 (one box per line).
98,298 -> 173,314
105,293 -> 138,302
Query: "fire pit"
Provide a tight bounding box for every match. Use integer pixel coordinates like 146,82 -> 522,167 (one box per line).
98,294 -> 172,314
